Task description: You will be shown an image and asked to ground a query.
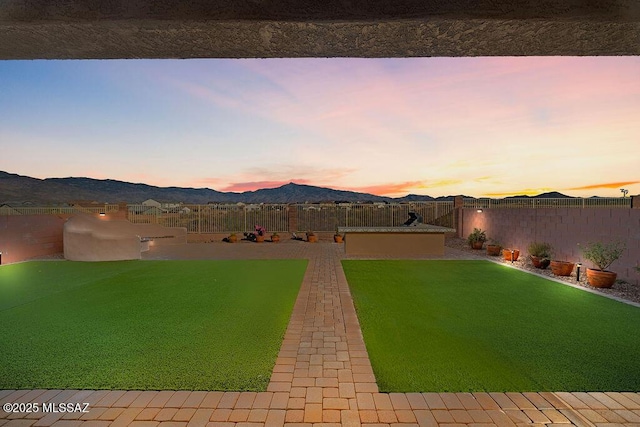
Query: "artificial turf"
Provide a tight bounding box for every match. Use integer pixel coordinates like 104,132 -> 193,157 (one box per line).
0,259 -> 307,390
342,260 -> 640,392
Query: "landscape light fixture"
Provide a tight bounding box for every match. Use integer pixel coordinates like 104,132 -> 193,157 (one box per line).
576,262 -> 582,281
477,209 -> 483,213
99,212 -> 106,217
0,251 -> 2,265
510,250 -> 515,263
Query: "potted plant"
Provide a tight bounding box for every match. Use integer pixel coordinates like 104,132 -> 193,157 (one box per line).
581,240 -> 626,288
227,233 -> 238,243
334,231 -> 343,243
271,232 -> 280,243
486,239 -> 502,256
528,242 -> 552,269
502,248 -> 520,261
467,228 -> 487,250
254,225 -> 266,243
307,231 -> 318,243
550,259 -> 575,276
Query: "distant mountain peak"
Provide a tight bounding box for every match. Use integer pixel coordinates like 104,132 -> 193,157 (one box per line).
0,170 -> 597,204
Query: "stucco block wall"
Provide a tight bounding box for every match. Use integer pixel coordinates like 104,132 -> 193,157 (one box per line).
0,214 -> 70,263
344,232 -> 446,257
462,208 -> 640,282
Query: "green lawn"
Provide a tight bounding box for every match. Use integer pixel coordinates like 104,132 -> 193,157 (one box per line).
343,260 -> 640,392
0,259 -> 307,390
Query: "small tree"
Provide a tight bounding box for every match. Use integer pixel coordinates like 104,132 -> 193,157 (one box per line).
581,241 -> 626,271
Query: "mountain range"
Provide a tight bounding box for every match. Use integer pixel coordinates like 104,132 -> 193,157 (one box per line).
0,170 -> 574,205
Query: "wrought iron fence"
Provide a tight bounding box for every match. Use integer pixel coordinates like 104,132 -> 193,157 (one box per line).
463,197 -> 631,209
296,202 -> 455,232
3,198 -> 632,233
126,202 -> 455,234
127,204 -> 289,233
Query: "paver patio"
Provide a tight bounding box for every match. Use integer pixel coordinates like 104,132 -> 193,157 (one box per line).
1,240 -> 639,426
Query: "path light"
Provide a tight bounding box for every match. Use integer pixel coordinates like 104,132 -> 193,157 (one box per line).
99,212 -> 106,217
511,250 -> 515,263
476,209 -> 483,213
0,251 -> 2,265
576,263 -> 582,281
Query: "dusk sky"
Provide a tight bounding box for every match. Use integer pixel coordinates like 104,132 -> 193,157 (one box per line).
0,57 -> 638,198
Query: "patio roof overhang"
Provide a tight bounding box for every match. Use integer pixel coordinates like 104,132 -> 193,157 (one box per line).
0,0 -> 639,59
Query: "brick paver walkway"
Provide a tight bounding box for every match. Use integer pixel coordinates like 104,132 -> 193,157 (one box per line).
2,241 -> 639,426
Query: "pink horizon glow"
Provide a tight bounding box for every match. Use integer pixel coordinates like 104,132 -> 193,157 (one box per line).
1,57 -> 638,199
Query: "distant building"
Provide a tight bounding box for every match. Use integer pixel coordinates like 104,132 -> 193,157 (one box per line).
142,199 -> 162,208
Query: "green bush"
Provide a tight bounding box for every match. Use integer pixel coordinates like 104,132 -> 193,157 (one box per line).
581,241 -> 626,271
467,228 -> 487,245
527,242 -> 553,258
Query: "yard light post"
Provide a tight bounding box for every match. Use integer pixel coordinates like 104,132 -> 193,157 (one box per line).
511,249 -> 515,263
0,251 -> 2,265
576,263 -> 582,282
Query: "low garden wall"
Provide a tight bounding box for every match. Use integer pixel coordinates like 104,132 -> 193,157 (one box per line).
0,214 -> 70,264
461,207 -> 640,282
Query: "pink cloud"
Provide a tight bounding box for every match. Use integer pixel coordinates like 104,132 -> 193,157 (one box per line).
336,181 -> 426,196
567,181 -> 640,191
332,179 -> 462,197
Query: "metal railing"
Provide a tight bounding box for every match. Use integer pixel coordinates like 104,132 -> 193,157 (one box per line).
127,202 -> 455,234
3,198 -> 632,233
128,204 -> 289,233
463,197 -> 632,209
296,202 -> 455,232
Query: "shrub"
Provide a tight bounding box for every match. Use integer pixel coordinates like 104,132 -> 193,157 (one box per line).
527,242 -> 553,258
581,241 -> 626,271
487,239 -> 501,248
467,228 -> 487,245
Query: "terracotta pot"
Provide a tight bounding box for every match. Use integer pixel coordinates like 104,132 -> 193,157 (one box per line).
550,260 -> 574,276
271,235 -> 280,243
471,241 -> 484,250
255,235 -> 265,243
334,235 -> 343,243
486,245 -> 501,256
530,255 -> 551,269
587,268 -> 617,288
228,235 -> 237,243
307,234 -> 318,243
503,249 -> 520,261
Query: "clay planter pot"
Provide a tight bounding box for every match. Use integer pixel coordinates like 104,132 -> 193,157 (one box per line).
530,255 -> 551,269
255,235 -> 265,243
334,235 -> 343,243
550,260 -> 574,276
271,235 -> 280,243
307,234 -> 318,243
228,235 -> 238,243
486,245 -> 501,256
502,249 -> 520,261
586,269 -> 617,288
471,241 -> 484,250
